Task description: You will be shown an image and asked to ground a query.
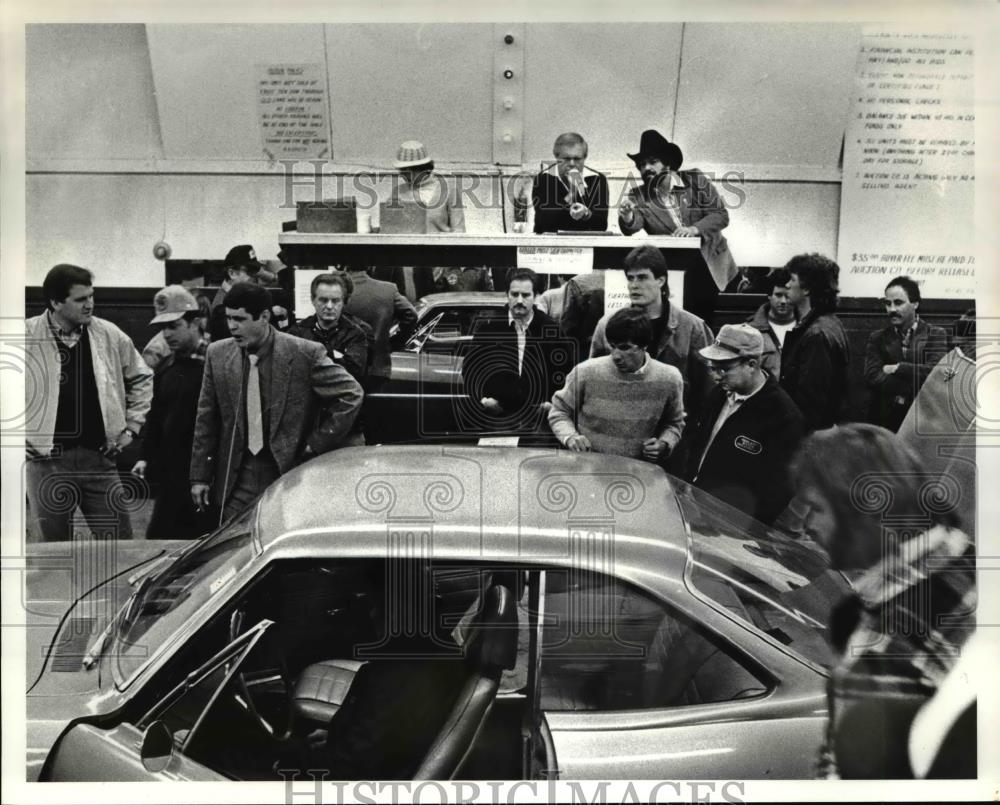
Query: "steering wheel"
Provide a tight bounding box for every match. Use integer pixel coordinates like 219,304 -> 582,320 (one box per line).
227,609 -> 293,741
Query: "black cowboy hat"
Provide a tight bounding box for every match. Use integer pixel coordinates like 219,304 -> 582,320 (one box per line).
627,130 -> 683,170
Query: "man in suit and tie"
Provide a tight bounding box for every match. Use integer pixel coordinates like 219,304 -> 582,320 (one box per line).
682,324 -> 804,525
461,268 -> 567,432
190,283 -> 363,524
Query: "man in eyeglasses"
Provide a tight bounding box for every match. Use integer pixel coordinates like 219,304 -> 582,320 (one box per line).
682,324 -> 804,525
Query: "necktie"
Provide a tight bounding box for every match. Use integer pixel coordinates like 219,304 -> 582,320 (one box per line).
247,353 -> 263,455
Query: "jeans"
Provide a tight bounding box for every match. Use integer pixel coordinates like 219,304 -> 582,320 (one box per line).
26,446 -> 135,542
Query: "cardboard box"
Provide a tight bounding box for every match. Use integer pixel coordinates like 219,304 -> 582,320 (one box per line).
379,199 -> 427,234
297,199 -> 357,233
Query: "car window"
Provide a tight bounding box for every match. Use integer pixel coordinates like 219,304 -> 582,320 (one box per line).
113,506 -> 258,685
405,313 -> 443,350
674,481 -> 847,671
426,308 -> 484,340
539,569 -> 768,711
128,558 -> 524,780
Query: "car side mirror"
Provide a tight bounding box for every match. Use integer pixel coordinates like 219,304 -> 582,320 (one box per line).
140,721 -> 174,773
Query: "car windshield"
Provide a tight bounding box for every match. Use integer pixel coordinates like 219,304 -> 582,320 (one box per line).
674,480 -> 848,671
112,506 -> 258,686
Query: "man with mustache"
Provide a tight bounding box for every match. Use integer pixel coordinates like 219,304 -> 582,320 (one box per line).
461,268 -> 566,431
619,129 -> 738,321
863,275 -> 948,431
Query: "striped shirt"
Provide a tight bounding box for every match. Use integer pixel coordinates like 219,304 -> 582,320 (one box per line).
548,355 -> 685,459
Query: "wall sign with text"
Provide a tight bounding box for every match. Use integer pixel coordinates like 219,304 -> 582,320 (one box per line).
838,28 -> 974,299
256,63 -> 332,161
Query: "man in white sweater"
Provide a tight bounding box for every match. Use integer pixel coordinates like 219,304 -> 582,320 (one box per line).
548,307 -> 685,461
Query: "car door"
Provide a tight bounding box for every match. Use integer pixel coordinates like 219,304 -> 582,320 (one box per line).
534,569 -> 826,780
368,305 -> 489,441
42,620 -> 273,781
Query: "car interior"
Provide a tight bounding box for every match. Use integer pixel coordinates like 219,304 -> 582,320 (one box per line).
104,558 -> 771,781
123,560 -> 527,780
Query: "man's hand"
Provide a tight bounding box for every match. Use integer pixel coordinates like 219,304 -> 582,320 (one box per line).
673,225 -> 700,237
619,196 -> 637,223
102,428 -> 135,460
480,397 -> 504,414
131,460 -> 148,479
882,364 -> 899,375
569,202 -> 591,221
565,434 -> 592,453
642,438 -> 669,462
191,483 -> 211,512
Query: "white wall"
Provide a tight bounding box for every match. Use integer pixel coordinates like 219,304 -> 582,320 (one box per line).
25,22 -> 859,286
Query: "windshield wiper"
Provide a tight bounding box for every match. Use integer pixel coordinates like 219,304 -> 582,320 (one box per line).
82,575 -> 153,670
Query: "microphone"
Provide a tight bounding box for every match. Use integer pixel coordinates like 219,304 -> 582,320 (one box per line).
567,168 -> 586,202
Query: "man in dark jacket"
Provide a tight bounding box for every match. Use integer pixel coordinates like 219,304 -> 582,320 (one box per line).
864,275 -> 948,432
532,132 -> 609,233
343,266 -> 417,394
684,324 -> 805,525
461,268 -> 567,431
779,253 -> 850,432
132,285 -> 213,539
290,272 -> 372,383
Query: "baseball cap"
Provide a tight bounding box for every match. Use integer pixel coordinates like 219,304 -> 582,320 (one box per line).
698,323 -> 764,362
223,244 -> 263,272
150,285 -> 199,325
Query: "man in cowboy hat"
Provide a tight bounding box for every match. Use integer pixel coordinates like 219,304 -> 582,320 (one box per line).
619,129 -> 738,320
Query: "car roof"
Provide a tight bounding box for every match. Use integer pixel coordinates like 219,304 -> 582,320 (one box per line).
418,292 -> 507,309
255,445 -> 689,582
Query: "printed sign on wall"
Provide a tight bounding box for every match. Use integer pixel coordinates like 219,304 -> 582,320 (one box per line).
257,63 -> 332,160
838,27 -> 974,299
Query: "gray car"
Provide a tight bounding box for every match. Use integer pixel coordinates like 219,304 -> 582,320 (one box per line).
28,446 -> 845,781
368,292 -> 575,442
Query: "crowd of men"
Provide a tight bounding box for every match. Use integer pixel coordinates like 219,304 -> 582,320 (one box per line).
23,127 -> 960,542
23,125 -> 978,780
26,243 -> 951,540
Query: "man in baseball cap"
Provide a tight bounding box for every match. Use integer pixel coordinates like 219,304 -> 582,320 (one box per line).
132,284 -> 213,539
680,323 -> 805,525
210,244 -> 267,341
